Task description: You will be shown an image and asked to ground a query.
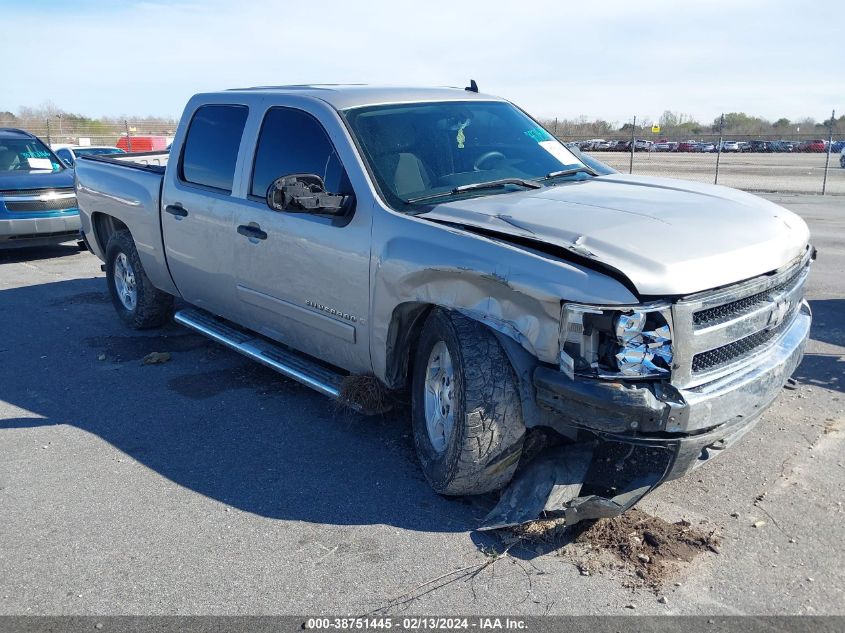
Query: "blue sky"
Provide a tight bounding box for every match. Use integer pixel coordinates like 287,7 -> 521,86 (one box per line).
0,0 -> 841,124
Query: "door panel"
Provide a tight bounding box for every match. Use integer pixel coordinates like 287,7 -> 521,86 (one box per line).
162,103 -> 248,320
232,201 -> 371,372
162,187 -> 242,318
231,104 -> 371,372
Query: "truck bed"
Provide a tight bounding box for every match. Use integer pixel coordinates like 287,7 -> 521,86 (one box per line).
74,152 -> 176,294
82,150 -> 169,173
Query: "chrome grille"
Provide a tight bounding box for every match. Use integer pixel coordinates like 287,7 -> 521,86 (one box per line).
671,249 -> 812,388
5,197 -> 77,212
1,189 -> 77,213
691,306 -> 797,373
692,266 -> 806,328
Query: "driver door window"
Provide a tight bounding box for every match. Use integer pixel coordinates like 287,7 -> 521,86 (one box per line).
250,107 -> 350,199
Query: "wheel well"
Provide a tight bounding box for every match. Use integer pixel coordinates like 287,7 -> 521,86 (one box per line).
92,213 -> 129,253
384,302 -> 435,390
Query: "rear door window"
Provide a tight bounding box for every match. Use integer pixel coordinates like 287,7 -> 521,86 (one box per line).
180,104 -> 248,192
250,107 -> 350,198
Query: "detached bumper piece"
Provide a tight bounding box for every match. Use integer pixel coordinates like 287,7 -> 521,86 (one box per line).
479,441 -> 672,531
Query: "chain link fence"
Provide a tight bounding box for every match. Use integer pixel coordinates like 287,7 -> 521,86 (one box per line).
0,119 -> 177,152
553,118 -> 844,195
3,114 -> 843,194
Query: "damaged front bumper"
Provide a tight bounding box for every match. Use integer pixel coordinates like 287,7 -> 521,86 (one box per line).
480,301 -> 811,530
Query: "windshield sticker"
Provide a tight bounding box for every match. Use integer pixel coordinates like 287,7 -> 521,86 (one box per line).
456,121 -> 469,149
524,127 -> 553,142
27,157 -> 54,169
22,151 -> 51,159
538,139 -> 576,164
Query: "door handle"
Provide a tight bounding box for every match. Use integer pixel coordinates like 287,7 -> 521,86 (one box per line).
165,204 -> 188,217
237,224 -> 268,241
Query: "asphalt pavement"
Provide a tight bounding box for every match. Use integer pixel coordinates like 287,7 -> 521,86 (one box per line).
0,194 -> 843,615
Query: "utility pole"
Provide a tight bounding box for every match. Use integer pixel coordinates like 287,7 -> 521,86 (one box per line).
629,115 -> 636,174
715,113 -> 725,185
822,109 -> 835,195
124,120 -> 132,152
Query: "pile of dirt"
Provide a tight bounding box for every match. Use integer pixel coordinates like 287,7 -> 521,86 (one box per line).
506,508 -> 720,592
571,508 -> 720,591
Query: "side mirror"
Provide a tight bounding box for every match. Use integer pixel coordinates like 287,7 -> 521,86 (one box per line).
266,174 -> 351,216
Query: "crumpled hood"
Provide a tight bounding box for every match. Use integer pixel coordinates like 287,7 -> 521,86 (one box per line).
420,174 -> 810,296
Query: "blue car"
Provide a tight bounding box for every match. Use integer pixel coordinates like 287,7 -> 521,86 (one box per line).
0,128 -> 80,249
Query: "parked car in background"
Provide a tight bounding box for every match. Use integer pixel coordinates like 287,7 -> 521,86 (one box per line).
719,141 -> 740,152
694,142 -> 716,153
578,139 -> 606,151
633,139 -> 652,151
52,144 -> 126,167
115,135 -> 169,153
747,140 -> 768,153
830,140 -> 845,154
840,146 -> 845,168
677,141 -> 698,152
798,139 -> 826,153
0,128 -> 80,249
653,141 -> 672,152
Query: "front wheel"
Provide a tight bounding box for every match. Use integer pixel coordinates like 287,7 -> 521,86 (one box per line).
105,229 -> 173,329
411,309 -> 525,496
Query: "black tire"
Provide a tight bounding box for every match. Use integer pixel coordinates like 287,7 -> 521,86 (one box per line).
411,308 -> 525,496
105,229 -> 172,329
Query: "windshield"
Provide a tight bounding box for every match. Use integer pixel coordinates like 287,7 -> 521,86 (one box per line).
73,147 -> 126,157
0,137 -> 64,172
344,101 -> 589,208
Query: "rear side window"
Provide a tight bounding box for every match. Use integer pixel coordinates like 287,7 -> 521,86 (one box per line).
251,107 -> 350,197
180,104 -> 248,192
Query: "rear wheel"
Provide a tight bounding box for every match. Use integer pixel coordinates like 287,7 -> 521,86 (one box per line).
105,229 -> 172,329
411,309 -> 525,495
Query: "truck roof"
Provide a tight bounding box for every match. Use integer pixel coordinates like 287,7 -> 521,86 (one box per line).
225,84 -> 506,110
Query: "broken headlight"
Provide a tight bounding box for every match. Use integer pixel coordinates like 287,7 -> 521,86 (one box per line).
559,303 -> 673,380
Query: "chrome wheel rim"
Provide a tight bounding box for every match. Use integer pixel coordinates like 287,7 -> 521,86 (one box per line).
113,252 -> 137,311
424,340 -> 455,454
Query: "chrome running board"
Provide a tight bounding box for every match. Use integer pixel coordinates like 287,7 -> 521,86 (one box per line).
174,307 -> 346,400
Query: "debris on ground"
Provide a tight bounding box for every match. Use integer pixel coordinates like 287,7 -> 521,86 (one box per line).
572,509 -> 720,591
97,353 -> 106,361
338,373 -> 395,415
508,508 -> 720,592
141,351 -> 171,365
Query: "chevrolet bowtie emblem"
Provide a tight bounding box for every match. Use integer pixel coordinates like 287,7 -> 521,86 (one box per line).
768,297 -> 791,329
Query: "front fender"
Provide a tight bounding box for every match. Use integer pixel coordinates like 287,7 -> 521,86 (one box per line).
369,213 -> 639,384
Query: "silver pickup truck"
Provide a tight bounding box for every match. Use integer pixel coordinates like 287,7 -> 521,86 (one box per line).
75,85 -> 813,528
